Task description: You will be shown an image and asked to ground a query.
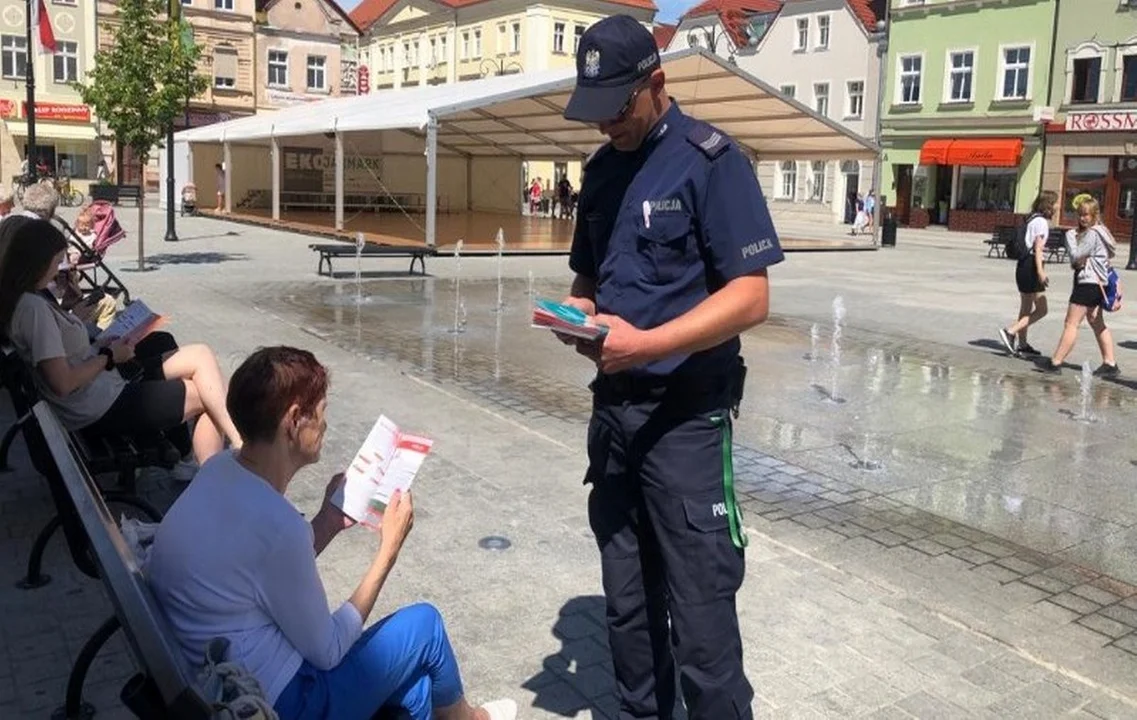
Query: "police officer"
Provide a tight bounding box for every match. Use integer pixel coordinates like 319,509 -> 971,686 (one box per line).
559,15 -> 784,720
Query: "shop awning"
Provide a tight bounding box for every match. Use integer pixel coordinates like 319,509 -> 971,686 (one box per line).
919,139 -> 953,165
918,138 -> 1023,167
4,121 -> 98,142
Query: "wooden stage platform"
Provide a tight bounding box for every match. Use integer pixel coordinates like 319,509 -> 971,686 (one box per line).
197,208 -> 875,255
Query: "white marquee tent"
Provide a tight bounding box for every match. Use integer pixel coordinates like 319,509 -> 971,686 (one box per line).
163,47 -> 878,246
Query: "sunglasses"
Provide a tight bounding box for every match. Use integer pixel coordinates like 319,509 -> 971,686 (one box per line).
611,80 -> 651,123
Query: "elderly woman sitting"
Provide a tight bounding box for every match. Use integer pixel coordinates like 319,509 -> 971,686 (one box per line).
147,346 -> 516,720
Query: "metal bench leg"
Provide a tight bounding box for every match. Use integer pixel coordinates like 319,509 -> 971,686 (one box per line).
16,515 -> 61,589
0,419 -> 23,471
52,616 -> 120,720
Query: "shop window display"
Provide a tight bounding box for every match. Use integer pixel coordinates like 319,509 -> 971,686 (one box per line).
956,167 -> 1017,212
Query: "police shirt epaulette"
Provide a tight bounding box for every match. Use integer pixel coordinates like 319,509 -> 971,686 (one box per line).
685,122 -> 730,159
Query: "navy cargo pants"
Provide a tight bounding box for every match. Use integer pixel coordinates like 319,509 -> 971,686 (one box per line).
585,374 -> 752,719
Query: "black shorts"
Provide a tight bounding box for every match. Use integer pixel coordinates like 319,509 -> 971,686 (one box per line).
85,358 -> 187,440
1016,255 -> 1046,294
1070,282 -> 1103,308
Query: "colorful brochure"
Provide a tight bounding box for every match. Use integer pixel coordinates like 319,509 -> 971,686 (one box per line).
332,415 -> 433,528
531,298 -> 608,341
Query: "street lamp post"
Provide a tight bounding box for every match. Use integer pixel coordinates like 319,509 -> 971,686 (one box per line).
164,2 -> 179,242
870,13 -> 890,248
479,58 -> 523,77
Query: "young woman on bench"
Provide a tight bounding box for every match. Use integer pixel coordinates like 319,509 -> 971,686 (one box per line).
0,219 -> 242,464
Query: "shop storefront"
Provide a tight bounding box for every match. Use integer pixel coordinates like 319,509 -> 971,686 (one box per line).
1043,110 -> 1137,241
882,136 -> 1041,233
0,98 -> 100,190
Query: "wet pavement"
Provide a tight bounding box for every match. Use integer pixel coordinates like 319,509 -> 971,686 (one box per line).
260,273 -> 1137,589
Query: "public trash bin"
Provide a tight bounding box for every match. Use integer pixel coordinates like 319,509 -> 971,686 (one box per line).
881,213 -> 898,247
1127,218 -> 1137,270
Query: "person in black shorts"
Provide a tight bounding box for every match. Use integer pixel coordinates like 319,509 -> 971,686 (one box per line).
998,191 -> 1056,356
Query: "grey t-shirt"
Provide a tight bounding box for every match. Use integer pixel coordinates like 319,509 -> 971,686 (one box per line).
8,292 -> 126,429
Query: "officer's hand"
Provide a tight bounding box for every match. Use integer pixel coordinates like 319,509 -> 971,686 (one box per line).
593,314 -> 653,374
574,338 -> 602,363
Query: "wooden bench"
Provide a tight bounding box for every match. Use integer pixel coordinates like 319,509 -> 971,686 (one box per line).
1043,228 -> 1070,264
310,242 -> 436,276
986,225 -> 1017,258
116,185 -> 142,206
31,401 -> 215,719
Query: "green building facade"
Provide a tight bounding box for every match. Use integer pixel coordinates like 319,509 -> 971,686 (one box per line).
880,0 -> 1057,232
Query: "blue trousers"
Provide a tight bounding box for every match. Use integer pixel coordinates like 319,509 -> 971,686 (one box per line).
274,603 -> 465,720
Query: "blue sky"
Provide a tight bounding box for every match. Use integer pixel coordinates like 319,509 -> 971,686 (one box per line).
336,0 -> 701,25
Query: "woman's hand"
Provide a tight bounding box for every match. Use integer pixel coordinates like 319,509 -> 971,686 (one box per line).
109,338 -> 136,364
378,490 -> 414,558
319,473 -> 355,530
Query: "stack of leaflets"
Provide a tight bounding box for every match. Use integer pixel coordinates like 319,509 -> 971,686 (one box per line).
531,298 -> 607,341
332,415 -> 433,528
96,300 -> 167,345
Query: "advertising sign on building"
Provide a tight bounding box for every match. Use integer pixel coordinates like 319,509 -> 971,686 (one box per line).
282,147 -> 383,192
267,90 -> 326,107
358,65 -> 370,94
0,99 -> 17,119
22,102 -> 91,123
1065,111 -> 1137,132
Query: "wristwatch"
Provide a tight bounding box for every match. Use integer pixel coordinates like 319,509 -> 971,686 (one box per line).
98,347 -> 115,371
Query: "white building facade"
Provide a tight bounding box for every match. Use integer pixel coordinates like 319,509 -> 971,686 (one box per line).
670,0 -> 883,224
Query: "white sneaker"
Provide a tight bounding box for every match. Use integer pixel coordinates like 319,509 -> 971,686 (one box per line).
171,459 -> 199,483
481,699 -> 517,720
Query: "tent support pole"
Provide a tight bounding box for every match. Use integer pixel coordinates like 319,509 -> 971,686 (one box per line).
271,136 -> 280,222
425,115 -> 438,248
335,131 -> 344,232
223,141 -> 232,214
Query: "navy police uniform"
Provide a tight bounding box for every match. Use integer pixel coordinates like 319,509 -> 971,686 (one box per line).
564,16 -> 785,720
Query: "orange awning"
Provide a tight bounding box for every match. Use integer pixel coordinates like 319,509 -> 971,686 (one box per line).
919,138 -> 1024,167
919,139 -> 953,165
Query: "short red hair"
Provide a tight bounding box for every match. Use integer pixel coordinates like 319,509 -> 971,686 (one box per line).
227,346 -> 329,444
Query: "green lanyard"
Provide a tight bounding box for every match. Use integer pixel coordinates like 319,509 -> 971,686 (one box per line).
711,414 -> 747,550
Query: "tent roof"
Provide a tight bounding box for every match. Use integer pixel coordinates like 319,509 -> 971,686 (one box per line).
177,48 -> 877,161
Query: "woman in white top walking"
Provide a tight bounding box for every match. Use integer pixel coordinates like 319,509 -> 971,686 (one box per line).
997,191 -> 1057,357
1040,197 -> 1119,376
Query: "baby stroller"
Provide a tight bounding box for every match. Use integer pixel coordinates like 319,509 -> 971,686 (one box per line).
181,183 -> 198,216
52,200 -> 132,306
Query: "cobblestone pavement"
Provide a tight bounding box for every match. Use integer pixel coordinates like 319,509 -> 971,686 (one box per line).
3,211 -> 1137,719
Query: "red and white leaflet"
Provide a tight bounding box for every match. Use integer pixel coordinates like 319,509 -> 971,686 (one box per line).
333,415 -> 433,527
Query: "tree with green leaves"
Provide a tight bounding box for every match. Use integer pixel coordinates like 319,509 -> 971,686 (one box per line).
76,0 -> 207,270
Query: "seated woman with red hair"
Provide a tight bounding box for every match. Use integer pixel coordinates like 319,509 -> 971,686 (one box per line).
146,346 -> 516,720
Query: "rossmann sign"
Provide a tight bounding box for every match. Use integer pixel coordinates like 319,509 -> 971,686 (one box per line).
1065,111 -> 1137,132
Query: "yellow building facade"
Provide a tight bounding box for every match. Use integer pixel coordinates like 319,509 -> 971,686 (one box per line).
350,0 -> 656,198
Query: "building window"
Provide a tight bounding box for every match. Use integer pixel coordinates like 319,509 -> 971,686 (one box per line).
497,23 -> 506,55
958,167 -> 1017,211
780,161 -> 797,199
846,80 -> 864,118
461,31 -> 469,60
1000,46 -> 1031,100
267,50 -> 288,87
377,47 -> 386,73
53,40 -> 78,83
1123,55 -> 1137,102
947,50 -> 974,102
898,54 -> 922,104
213,46 -> 237,88
1,35 -> 26,80
307,55 -> 326,90
817,16 -> 830,50
1062,157 -> 1109,225
574,24 -> 585,53
794,18 -> 808,51
814,82 -> 829,116
214,0 -> 232,10
779,83 -> 796,99
1071,56 -> 1101,104
810,161 -> 826,201
439,35 -> 447,63
473,29 -> 482,58
553,22 -> 565,54
512,22 -> 521,54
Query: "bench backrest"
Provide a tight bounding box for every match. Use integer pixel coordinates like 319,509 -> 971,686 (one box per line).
33,402 -> 213,719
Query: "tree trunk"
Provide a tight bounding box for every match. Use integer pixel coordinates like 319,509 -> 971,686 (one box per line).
137,158 -> 146,271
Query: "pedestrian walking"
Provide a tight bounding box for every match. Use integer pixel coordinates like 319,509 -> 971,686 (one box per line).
557,15 -> 784,719
1041,197 -> 1120,376
997,191 -> 1056,356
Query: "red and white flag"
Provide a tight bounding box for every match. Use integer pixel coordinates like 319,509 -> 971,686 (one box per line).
30,0 -> 56,55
